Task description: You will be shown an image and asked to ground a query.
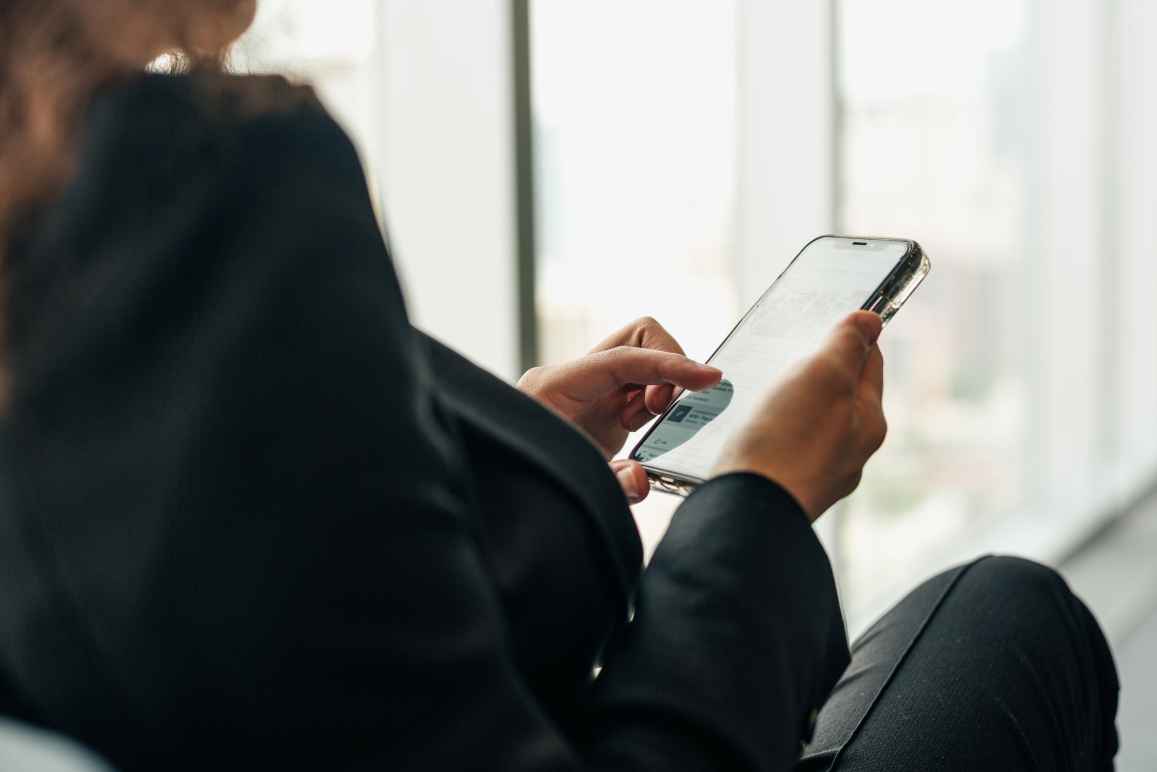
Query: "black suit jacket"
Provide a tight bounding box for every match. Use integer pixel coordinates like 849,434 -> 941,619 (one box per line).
0,74 -> 849,771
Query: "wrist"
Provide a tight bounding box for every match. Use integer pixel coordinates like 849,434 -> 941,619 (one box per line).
711,464 -> 820,522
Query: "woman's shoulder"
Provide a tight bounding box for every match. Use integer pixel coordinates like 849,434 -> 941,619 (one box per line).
91,71 -> 321,129
82,71 -> 340,169
57,71 -> 367,243
28,71 -> 365,273
9,72 -> 370,361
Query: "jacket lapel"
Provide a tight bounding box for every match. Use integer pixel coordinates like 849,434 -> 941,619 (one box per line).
417,332 -> 643,605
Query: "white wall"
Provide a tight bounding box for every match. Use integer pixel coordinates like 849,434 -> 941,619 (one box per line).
733,1 -> 835,307
376,0 -> 520,380
1116,0 -> 1157,487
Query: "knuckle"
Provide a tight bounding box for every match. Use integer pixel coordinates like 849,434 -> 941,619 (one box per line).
801,356 -> 829,382
837,470 -> 863,501
633,316 -> 684,353
848,470 -> 863,493
857,411 -> 886,454
808,355 -> 854,394
837,325 -> 867,351
517,366 -> 546,388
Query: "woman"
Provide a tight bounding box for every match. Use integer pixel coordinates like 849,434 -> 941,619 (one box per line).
0,2 -> 1119,770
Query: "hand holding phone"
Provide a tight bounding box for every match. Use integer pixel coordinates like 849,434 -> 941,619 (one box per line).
713,311 -> 886,522
630,235 -> 930,501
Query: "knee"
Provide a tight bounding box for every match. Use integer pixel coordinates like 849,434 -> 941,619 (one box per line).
962,555 -> 1120,756
965,555 -> 1070,604
961,555 -> 1109,652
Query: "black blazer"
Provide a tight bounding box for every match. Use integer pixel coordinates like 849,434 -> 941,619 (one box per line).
0,74 -> 849,771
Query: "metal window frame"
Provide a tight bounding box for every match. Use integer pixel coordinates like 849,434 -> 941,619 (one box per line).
511,0 -> 539,372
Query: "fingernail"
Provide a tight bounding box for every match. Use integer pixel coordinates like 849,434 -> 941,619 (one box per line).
616,466 -> 641,500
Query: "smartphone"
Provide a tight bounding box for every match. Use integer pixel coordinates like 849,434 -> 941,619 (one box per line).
629,235 -> 930,496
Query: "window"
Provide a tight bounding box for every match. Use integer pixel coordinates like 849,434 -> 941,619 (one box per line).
531,0 -> 1157,631
833,0 -> 1036,616
531,1 -> 741,365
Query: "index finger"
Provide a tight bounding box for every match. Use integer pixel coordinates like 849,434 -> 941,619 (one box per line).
591,316 -> 685,356
561,347 -> 722,399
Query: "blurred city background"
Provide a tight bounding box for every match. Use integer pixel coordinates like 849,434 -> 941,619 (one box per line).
227,2 -> 1155,765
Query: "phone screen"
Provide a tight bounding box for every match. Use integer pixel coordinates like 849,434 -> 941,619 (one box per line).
631,236 -> 911,481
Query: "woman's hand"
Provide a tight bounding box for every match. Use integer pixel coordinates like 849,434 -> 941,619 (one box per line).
518,317 -> 721,502
714,311 -> 887,523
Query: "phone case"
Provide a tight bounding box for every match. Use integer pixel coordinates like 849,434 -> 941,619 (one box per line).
866,244 -> 932,326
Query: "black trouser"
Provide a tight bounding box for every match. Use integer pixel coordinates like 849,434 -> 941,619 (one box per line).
797,556 -> 1120,771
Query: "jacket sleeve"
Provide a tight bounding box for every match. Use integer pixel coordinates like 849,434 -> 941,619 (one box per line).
590,475 -> 851,769
153,101 -> 849,771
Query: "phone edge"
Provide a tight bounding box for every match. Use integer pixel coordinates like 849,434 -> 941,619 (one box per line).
629,236 -> 929,495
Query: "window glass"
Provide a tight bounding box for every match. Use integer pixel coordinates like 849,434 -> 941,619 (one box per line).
531,1 -> 740,365
834,0 -> 1036,612
532,0 -> 1062,626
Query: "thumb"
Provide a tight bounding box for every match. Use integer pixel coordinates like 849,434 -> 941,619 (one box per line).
824,311 -> 883,374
